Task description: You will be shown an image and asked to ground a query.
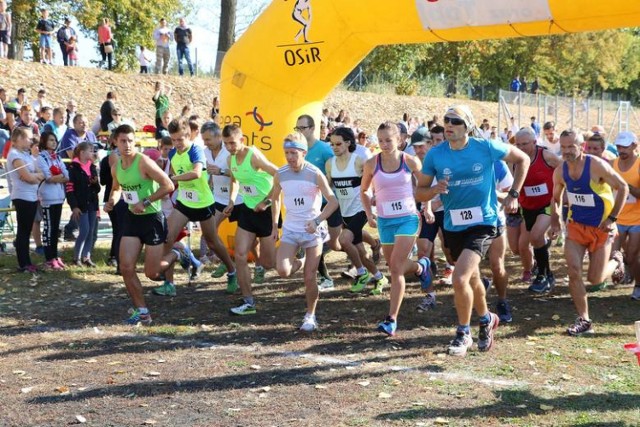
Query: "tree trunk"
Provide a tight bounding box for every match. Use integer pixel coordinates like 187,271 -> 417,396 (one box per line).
214,0 -> 237,77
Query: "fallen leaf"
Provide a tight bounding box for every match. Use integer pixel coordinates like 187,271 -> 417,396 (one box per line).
378,392 -> 392,399
315,385 -> 327,389
549,350 -> 561,356
525,336 -> 539,341
75,415 -> 87,423
146,371 -> 161,377
551,314 -> 560,321
250,365 -> 261,370
142,420 -> 157,425
107,361 -> 123,366
540,404 -> 554,411
156,359 -> 166,363
260,386 -> 271,392
434,418 -> 449,425
20,387 -> 33,394
55,386 -> 70,395
516,404 -> 527,409
561,374 -> 573,380
357,381 -> 370,387
13,370 -> 26,376
585,348 -> 593,354
607,375 -> 619,380
84,359 -> 98,364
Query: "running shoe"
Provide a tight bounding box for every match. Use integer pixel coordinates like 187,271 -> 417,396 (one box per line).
496,300 -> 513,323
341,266 -> 357,280
153,282 -> 176,297
528,275 -> 551,294
190,259 -> 205,280
478,312 -> 500,352
630,286 -> 640,301
482,277 -> 492,293
377,316 -> 397,336
567,317 -> 594,336
350,271 -> 371,293
610,250 -> 625,285
521,270 -> 532,283
369,276 -> 388,295
416,294 -> 436,312
417,257 -> 432,290
230,302 -> 257,315
82,258 -> 97,268
126,308 -> 152,326
318,277 -> 335,292
226,274 -> 239,294
212,263 -> 228,279
55,258 -> 66,268
107,257 -> 118,267
440,265 -> 454,285
43,260 -> 64,271
587,281 -> 608,293
371,239 -> 382,264
300,313 -> 317,332
448,331 -> 473,357
253,266 -> 266,284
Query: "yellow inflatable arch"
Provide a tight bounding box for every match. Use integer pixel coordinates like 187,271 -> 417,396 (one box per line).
218,0 -> 640,250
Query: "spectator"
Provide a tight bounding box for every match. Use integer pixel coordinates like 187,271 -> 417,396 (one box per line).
99,91 -> 117,132
31,89 -> 51,113
174,17 -> 194,76
153,18 -> 173,74
35,8 -> 54,64
106,107 -> 133,132
15,87 -> 27,107
138,45 -> 152,73
16,105 -> 40,138
67,35 -> 78,66
65,99 -> 77,127
510,75 -> 521,92
65,142 -> 100,267
56,17 -> 76,66
35,106 -> 52,131
210,96 -> 219,120
520,77 -> 527,93
59,113 -> 97,159
531,77 -> 539,94
152,81 -> 171,135
509,116 -> 519,135
530,116 -> 541,137
43,106 -> 67,142
0,1 -> 11,59
98,18 -> 114,70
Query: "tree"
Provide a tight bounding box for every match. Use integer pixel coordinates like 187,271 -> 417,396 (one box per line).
215,0 -> 237,77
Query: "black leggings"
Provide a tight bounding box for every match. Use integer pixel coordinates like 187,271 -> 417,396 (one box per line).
108,199 -> 128,261
42,203 -> 62,261
13,199 -> 38,269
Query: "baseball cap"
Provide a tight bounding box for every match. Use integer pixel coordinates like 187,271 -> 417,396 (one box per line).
614,131 -> 637,147
410,127 -> 432,145
396,122 -> 408,135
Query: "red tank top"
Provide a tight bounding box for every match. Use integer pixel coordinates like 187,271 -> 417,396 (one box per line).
519,146 -> 554,210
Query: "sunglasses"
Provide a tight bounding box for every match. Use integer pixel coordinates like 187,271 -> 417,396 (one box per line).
444,116 -> 466,126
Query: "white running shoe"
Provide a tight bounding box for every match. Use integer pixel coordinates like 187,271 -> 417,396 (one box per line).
300,313 -> 317,332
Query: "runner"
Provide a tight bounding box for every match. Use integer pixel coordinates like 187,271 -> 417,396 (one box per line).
417,105 -> 530,356
325,126 -> 388,295
513,127 -> 562,294
153,117 -> 214,297
104,124 -> 174,325
610,132 -> 640,299
223,124 -> 278,315
201,121 -> 239,293
361,121 -> 433,336
549,129 -> 627,335
272,133 -> 338,331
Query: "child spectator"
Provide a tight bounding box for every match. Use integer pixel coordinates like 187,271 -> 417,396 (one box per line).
0,1 -> 11,59
65,142 -> 100,267
138,46 -> 152,73
66,35 -> 78,66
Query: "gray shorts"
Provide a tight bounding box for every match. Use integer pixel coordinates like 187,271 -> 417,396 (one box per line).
280,224 -> 328,249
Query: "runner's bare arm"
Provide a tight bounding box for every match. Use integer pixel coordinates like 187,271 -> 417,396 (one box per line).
360,157 -> 377,227
140,154 -> 175,202
252,150 -> 279,176
324,158 -> 333,187
316,172 -> 338,222
502,146 -> 530,213
224,156 -> 238,215
171,161 -> 203,183
548,165 -> 565,239
593,157 -> 629,230
270,173 -> 282,241
542,150 -> 562,169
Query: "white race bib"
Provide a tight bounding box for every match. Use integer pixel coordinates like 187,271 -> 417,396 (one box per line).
567,192 -> 595,207
217,185 -> 229,194
241,184 -> 258,196
335,187 -> 354,199
180,189 -> 200,203
382,198 -> 414,216
122,191 -> 140,205
450,206 -> 483,226
627,194 -> 637,204
524,183 -> 549,197
287,195 -> 309,212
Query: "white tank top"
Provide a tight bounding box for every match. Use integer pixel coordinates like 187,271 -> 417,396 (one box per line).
330,153 -> 363,217
205,146 -> 242,206
279,162 -> 322,233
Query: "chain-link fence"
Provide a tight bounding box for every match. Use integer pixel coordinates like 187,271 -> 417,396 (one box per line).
498,90 -> 640,142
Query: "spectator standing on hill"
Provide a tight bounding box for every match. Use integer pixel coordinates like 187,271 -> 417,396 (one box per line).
98,18 -> 114,70
100,91 -> 117,132
153,81 -> 171,135
31,89 -> 51,113
138,46 -> 152,74
174,18 -> 194,77
56,17 -> 76,66
531,78 -> 539,94
66,36 -> 78,66
153,18 -> 173,75
0,1 -> 12,59
520,77 -> 528,94
510,75 -> 521,92
35,8 -> 54,64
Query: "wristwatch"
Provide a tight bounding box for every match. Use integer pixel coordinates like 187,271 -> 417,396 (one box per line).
219,168 -> 227,176
508,189 -> 520,199
314,218 -> 321,226
607,215 -> 617,223
142,197 -> 152,208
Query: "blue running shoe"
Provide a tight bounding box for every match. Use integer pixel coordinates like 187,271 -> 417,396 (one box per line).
496,300 -> 513,323
126,308 -> 152,325
417,257 -> 432,291
377,316 -> 397,336
528,275 -> 551,294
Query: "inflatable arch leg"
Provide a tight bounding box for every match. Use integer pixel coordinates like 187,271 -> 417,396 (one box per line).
218,0 -> 640,249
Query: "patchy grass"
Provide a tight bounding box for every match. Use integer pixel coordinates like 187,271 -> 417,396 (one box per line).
1,241 -> 639,426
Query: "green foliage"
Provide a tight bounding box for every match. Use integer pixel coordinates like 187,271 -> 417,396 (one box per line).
69,0 -> 190,71
360,29 -> 640,100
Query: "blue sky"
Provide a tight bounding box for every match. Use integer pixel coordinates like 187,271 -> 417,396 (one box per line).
75,0 -> 270,72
